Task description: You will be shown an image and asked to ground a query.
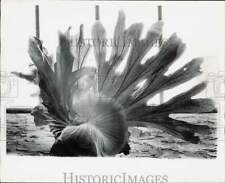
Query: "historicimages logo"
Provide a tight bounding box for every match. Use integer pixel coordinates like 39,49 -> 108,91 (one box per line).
206,71 -> 225,100
1,71 -> 18,100
206,70 -> 225,142
63,172 -> 168,183
206,70 -> 225,116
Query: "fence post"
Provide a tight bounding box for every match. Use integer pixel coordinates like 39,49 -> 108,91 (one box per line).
35,5 -> 40,38
158,5 -> 164,104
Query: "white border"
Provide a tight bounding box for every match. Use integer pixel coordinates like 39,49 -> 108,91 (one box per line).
1,1 -> 225,182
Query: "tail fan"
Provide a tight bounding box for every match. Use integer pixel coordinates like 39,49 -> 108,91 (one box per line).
14,11 -> 217,156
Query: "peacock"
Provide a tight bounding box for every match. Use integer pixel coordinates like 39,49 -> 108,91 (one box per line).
13,11 -> 217,156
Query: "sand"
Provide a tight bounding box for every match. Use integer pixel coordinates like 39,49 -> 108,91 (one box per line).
6,113 -> 217,158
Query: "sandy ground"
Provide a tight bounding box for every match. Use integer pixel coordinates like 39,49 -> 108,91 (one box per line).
6,113 -> 217,158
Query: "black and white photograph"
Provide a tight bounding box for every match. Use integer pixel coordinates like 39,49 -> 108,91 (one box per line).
0,1 -> 225,183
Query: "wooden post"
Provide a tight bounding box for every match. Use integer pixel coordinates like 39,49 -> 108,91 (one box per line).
95,5 -> 100,21
158,6 -> 163,46
35,5 -> 42,105
35,5 -> 40,38
95,5 -> 100,92
158,5 -> 164,104
6,108 -> 32,114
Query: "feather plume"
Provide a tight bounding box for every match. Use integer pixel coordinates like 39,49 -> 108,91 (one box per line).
14,11 -> 217,156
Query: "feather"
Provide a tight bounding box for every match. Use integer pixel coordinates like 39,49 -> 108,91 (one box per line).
92,21 -> 107,91
11,70 -> 38,84
101,22 -> 144,97
127,117 -> 211,143
55,32 -> 74,112
28,37 -> 66,120
110,21 -> 164,99
98,11 -> 129,91
70,25 -> 91,70
119,57 -> 202,108
126,82 -> 210,120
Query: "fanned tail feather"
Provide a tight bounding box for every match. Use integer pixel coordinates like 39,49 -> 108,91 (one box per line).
13,11 -> 217,156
